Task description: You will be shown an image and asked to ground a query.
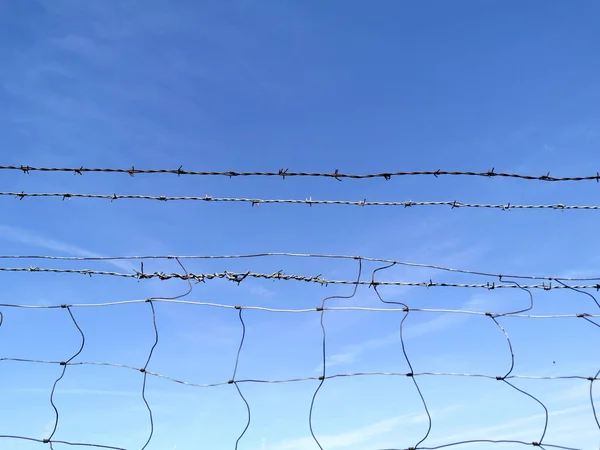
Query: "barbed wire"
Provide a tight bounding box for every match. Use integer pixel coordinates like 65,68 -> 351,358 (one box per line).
1,252 -> 599,282
1,260 -> 599,449
5,190 -> 600,211
3,165 -> 600,182
2,265 -> 600,290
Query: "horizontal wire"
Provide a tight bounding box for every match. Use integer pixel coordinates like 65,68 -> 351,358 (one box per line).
1,266 -> 599,289
1,252 -> 598,282
2,299 -> 599,319
3,165 -> 600,182
1,357 -> 596,385
0,435 -> 583,450
4,191 -> 600,210
0,435 -> 126,450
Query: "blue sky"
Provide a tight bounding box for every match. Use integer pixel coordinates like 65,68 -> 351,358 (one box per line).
1,1 -> 600,449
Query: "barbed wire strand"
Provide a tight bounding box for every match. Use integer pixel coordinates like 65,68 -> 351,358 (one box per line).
232,307 -> 251,450
4,165 -> 600,183
309,257 -> 363,450
371,262 -> 433,449
6,191 -> 600,211
3,265 -> 600,290
2,252 -> 598,282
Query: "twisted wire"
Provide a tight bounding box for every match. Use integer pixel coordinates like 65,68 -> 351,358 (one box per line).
3,265 -> 600,290
3,165 -> 600,182
5,191 -> 600,211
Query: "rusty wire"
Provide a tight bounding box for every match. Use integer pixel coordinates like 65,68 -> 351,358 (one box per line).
2,165 -> 600,182
2,265 -> 600,290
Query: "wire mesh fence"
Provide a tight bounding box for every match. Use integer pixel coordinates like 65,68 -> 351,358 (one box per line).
1,253 -> 598,450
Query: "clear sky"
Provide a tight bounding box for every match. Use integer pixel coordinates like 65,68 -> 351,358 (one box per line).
1,1 -> 600,449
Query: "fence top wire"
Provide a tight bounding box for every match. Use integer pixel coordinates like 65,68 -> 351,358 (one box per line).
1,252 -> 599,282
4,191 -> 600,211
1,265 -> 600,290
3,165 -> 600,182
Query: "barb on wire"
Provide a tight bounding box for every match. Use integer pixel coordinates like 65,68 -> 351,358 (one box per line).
371,261 -> 432,449
3,265 -> 600,290
3,165 -> 600,182
309,257 -> 363,450
5,190 -> 600,211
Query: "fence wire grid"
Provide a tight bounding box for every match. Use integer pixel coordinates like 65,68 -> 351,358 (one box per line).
1,253 -> 599,450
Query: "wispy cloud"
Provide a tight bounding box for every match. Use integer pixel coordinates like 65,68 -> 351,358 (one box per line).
274,405 -> 460,450
323,298 -> 479,369
274,412 -> 429,450
15,387 -> 139,397
426,404 -> 595,446
0,224 -> 135,272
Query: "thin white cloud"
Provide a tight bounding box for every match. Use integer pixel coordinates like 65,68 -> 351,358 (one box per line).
275,412 -> 428,450
274,405 -> 460,450
323,297 -> 479,370
0,224 -> 135,272
426,404 -> 594,445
